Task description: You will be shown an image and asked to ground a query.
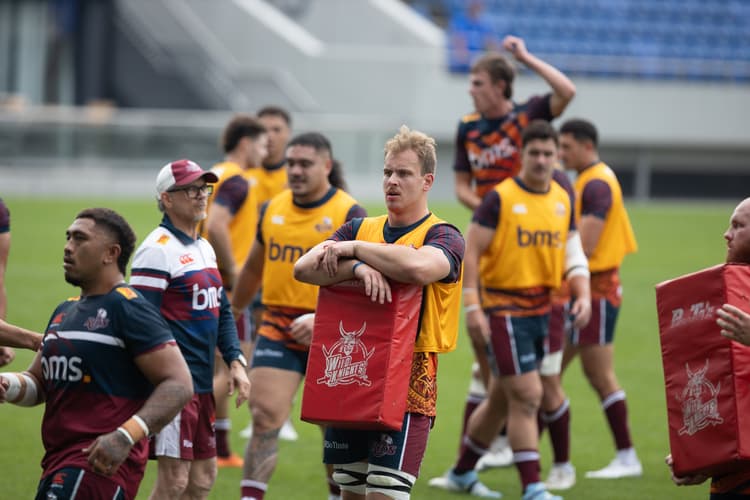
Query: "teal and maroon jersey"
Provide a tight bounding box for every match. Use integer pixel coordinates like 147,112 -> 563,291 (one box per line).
39,284 -> 175,498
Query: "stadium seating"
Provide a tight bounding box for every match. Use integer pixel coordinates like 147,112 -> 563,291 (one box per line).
430,0 -> 750,81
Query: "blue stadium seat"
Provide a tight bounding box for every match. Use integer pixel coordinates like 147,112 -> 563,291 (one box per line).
426,0 -> 750,81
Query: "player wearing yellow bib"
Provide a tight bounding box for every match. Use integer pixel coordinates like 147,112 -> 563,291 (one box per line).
232,132 -> 366,500
201,114 -> 268,468
295,125 -> 465,500
254,106 -> 292,205
433,121 -> 591,500
559,119 -> 641,480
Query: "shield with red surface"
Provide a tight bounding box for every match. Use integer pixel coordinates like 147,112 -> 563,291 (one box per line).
656,263 -> 750,476
301,280 -> 423,431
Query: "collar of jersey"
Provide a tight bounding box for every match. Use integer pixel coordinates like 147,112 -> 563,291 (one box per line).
160,215 -> 198,245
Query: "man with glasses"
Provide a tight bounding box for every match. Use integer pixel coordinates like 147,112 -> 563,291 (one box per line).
131,159 -> 252,499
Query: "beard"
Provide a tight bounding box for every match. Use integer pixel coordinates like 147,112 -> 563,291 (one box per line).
727,246 -> 750,264
64,271 -> 82,288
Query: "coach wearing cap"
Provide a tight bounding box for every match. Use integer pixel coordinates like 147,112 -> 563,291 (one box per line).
130,159 -> 251,499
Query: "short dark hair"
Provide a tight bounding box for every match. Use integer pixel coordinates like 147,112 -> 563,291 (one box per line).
221,114 -> 266,153
522,120 -> 559,148
75,208 -> 136,275
257,106 -> 292,127
287,132 -> 333,156
287,133 -> 348,189
471,52 -> 516,99
560,118 -> 599,148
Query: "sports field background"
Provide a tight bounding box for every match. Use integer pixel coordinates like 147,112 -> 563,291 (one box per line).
0,197 -> 732,499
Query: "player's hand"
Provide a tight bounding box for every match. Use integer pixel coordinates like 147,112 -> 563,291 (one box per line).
289,313 -> 315,347
718,304 -> 750,345
502,35 -> 529,62
320,241 -> 357,277
569,296 -> 592,330
83,430 -> 132,477
0,347 -> 15,367
465,308 -> 490,346
227,360 -> 251,408
353,264 -> 392,304
665,454 -> 709,486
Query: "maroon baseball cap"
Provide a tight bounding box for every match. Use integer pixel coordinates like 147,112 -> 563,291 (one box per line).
155,159 -> 218,196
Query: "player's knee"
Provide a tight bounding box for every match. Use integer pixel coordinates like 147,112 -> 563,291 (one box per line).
156,472 -> 189,497
332,462 -> 367,495
249,401 -> 283,431
366,465 -> 415,500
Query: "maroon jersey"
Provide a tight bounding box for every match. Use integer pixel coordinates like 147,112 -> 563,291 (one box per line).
40,285 -> 174,498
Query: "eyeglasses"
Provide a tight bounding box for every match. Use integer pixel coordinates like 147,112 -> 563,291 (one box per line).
168,184 -> 213,199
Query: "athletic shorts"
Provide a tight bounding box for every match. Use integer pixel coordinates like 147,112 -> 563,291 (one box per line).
234,306 -> 255,343
251,335 -> 308,374
567,297 -> 619,346
487,313 -> 548,376
323,413 -> 433,477
547,301 -> 569,354
153,393 -> 216,461
36,467 -> 127,500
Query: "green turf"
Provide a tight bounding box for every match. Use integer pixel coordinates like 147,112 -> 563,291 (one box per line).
0,197 -> 733,499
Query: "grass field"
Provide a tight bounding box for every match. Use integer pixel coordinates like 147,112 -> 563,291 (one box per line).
0,197 -> 733,499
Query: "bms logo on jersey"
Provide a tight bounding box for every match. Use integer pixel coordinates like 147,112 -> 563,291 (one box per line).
42,355 -> 83,382
192,283 -> 223,310
516,226 -> 562,248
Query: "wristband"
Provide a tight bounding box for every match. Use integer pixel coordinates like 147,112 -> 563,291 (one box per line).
0,372 -> 40,406
120,415 -> 148,443
464,304 -> 481,313
116,426 -> 135,446
463,288 -> 480,308
352,261 -> 364,274
132,414 -> 150,437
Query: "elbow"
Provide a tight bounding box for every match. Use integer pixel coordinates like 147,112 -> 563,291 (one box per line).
293,260 -> 319,285
566,83 -> 577,100
400,263 -> 435,286
292,262 -> 307,283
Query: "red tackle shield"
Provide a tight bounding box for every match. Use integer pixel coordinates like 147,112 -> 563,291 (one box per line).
301,280 -> 423,431
656,264 -> 750,477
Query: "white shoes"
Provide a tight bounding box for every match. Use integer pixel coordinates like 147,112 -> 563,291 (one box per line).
585,456 -> 642,479
240,418 -> 299,441
428,469 -> 502,498
522,482 -> 562,500
544,463 -> 576,490
476,436 -> 513,471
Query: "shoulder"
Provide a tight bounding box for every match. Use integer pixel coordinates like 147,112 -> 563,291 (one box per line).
460,112 -> 481,124
552,169 -> 575,195
107,286 -> 154,312
334,189 -> 361,207
132,227 -> 176,269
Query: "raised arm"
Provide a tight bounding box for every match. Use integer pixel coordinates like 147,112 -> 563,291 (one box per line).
502,35 -> 576,117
